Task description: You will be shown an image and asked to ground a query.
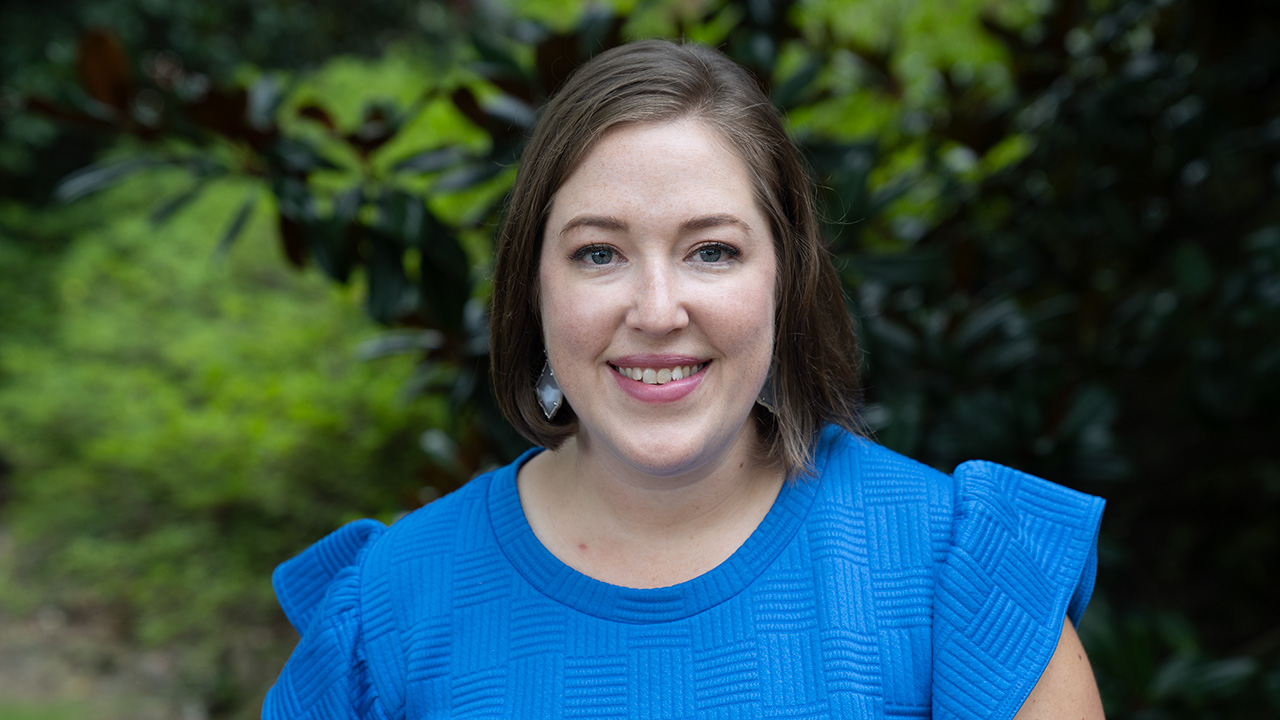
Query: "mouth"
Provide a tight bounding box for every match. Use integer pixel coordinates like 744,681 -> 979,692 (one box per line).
609,361 -> 708,386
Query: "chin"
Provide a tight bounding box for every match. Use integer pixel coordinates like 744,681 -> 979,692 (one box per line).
609,422 -> 751,480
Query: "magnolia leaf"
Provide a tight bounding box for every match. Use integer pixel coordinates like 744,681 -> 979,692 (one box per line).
391,146 -> 468,175
355,330 -> 446,360
215,192 -> 258,256
55,155 -> 166,203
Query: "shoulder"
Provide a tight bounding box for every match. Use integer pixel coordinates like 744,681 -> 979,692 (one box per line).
949,459 -> 1104,542
811,426 -> 955,515
377,464 -> 497,550
272,519 -> 386,635
266,456 -> 527,720
273,460 -> 508,624
812,427 -> 1104,551
929,459 -> 1105,720
265,519 -> 388,720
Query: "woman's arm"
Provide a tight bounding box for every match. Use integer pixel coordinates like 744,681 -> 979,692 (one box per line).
1012,617 -> 1105,719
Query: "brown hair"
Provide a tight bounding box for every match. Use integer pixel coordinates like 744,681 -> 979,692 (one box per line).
490,39 -> 863,477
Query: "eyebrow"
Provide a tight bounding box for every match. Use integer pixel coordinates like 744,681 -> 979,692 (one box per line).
558,215 -> 627,236
557,213 -> 751,237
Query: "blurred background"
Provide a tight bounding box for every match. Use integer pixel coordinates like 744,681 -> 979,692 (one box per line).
0,0 -> 1277,717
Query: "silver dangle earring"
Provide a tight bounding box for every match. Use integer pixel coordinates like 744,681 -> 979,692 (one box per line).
536,355 -> 563,420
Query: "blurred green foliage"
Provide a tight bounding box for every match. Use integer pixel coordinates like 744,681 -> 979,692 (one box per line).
1,0 -> 1277,717
0,178 -> 441,713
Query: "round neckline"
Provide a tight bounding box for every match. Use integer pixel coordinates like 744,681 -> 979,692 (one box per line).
486,439 -> 829,624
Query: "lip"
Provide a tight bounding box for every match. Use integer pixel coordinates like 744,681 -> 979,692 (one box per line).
608,355 -> 709,404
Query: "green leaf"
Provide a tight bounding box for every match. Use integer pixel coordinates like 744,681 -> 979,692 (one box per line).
391,146 -> 468,175
373,189 -> 425,241
366,230 -> 408,324
301,185 -> 364,281
150,177 -> 216,226
470,30 -> 528,78
484,94 -> 537,130
401,358 -> 461,399
272,138 -> 340,174
248,75 -> 285,130
418,428 -> 460,470
416,216 -> 473,332
355,330 -> 445,360
270,176 -> 317,221
54,155 -> 167,203
432,161 -> 505,192
374,189 -> 473,330
307,217 -> 357,283
772,54 -> 822,110
954,299 -> 1023,351
215,192 -> 258,256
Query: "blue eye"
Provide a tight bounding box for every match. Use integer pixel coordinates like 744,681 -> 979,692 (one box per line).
696,244 -> 738,263
572,245 -> 616,265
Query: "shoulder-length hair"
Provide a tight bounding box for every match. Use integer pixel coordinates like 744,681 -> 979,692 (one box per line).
490,39 -> 863,477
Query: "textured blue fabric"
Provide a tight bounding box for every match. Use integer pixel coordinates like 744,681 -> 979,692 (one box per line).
263,427 -> 1104,720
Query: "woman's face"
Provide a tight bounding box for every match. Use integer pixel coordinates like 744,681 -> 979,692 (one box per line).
538,118 -> 776,478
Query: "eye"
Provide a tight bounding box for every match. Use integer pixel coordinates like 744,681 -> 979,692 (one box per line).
571,245 -> 617,265
692,243 -> 738,264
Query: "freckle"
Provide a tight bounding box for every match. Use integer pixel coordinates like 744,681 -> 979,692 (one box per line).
578,543 -> 588,552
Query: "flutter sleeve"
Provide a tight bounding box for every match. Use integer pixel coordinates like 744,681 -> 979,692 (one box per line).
263,519 -> 388,720
932,461 -> 1105,720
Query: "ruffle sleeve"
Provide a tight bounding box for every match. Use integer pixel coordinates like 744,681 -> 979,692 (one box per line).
932,461 -> 1105,720
263,519 -> 388,720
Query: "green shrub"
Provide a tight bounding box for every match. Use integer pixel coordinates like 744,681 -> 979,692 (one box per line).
0,172 -> 440,712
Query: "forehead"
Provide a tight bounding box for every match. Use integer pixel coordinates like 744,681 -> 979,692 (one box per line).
545,118 -> 762,231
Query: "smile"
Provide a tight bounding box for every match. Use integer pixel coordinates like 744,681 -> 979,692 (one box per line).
611,363 -> 706,385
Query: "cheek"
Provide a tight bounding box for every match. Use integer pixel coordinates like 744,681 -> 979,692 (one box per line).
539,281 -> 609,359
710,285 -> 776,356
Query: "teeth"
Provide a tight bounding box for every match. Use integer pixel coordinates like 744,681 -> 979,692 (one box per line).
614,363 -> 704,385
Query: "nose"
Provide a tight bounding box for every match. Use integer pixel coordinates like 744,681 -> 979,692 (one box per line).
625,263 -> 689,336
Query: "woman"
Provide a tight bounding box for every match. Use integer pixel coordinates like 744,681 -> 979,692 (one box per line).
265,40 -> 1105,719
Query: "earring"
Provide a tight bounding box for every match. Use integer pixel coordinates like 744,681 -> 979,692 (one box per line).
536,356 -> 563,420
756,369 -> 777,414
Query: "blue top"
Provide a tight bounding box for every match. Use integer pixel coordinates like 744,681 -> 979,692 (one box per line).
263,427 -> 1104,719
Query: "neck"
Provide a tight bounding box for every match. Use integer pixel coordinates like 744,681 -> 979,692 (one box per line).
519,426 -> 784,588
